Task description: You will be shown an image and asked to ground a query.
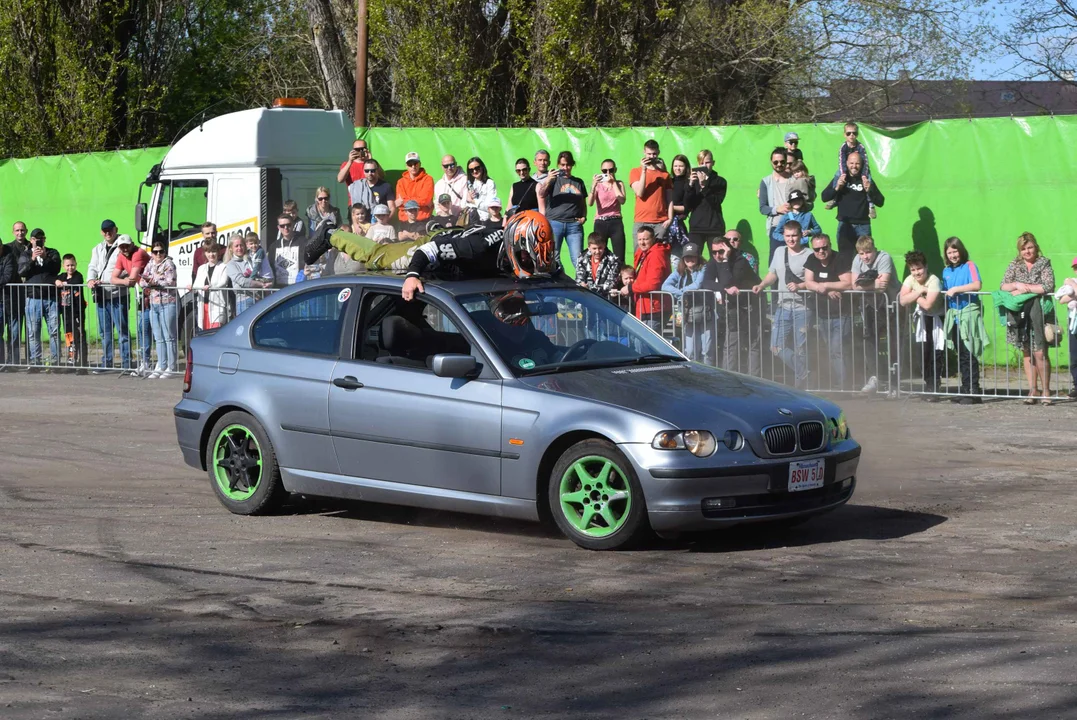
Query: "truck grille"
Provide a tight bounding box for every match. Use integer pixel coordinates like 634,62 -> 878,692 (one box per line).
798,421 -> 825,452
763,424 -> 797,455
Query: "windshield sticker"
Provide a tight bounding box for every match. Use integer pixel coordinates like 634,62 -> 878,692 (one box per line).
518,358 -> 536,370
337,288 -> 352,303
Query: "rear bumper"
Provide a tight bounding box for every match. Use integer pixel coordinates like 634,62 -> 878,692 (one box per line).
174,399 -> 213,471
619,441 -> 861,532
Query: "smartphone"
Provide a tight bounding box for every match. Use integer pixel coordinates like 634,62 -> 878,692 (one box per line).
692,166 -> 706,174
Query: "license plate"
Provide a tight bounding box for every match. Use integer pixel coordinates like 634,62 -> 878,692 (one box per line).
788,459 -> 824,492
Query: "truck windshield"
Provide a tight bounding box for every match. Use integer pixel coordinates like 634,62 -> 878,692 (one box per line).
155,179 -> 209,246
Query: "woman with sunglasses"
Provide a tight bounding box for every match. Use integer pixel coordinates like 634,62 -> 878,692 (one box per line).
510,158 -> 540,213
588,158 -> 626,261
306,186 -> 342,236
464,157 -> 498,221
538,151 -> 587,266
139,240 -> 178,378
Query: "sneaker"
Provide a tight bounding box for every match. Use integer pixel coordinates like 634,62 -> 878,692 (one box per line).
27,366 -> 41,374
886,389 -> 899,399
158,371 -> 174,379
869,206 -> 877,220
956,396 -> 982,405
824,200 -> 837,210
75,368 -> 88,376
147,371 -> 161,380
91,366 -> 112,375
861,376 -> 878,393
1068,387 -> 1077,399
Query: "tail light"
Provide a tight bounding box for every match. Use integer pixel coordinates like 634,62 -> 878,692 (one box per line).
183,346 -> 193,393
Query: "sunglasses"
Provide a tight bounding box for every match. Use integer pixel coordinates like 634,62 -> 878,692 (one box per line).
516,167 -> 529,174
406,160 -> 420,166
787,140 -> 798,145
152,248 -> 166,255
443,162 -> 456,168
772,159 -> 785,165
813,246 -> 831,253
601,167 -> 615,172
317,196 -> 329,201
845,131 -> 858,137
363,167 -> 377,173
278,223 -> 291,228
469,166 -> 482,172
353,146 -> 368,152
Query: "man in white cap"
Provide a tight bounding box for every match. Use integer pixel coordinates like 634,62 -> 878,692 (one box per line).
395,151 -> 434,222
110,234 -> 152,375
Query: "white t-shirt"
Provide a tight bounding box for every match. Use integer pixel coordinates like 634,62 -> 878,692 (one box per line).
901,273 -> 943,316
368,223 -> 398,244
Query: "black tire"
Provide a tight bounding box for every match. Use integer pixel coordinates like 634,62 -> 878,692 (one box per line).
548,439 -> 650,550
206,411 -> 285,515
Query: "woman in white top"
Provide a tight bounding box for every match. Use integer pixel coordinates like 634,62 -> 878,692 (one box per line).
464,157 -> 498,221
191,243 -> 232,331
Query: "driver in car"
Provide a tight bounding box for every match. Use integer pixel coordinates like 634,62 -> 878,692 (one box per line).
485,291 -> 559,370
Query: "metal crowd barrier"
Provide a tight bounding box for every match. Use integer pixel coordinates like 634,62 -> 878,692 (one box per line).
0,283 -> 277,376
2,281 -> 1073,400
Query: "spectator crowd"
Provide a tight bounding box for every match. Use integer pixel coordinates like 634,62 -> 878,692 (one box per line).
1,123 -> 1075,402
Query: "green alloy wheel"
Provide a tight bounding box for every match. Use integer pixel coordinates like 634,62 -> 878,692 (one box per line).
213,425 -> 263,501
549,439 -> 649,550
206,411 -> 285,515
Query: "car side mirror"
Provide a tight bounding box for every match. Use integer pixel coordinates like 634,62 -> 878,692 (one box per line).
431,353 -> 478,379
134,203 -> 147,233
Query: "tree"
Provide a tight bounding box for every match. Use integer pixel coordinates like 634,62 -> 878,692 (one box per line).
998,0 -> 1077,84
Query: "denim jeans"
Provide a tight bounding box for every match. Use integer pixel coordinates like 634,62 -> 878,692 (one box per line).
549,220 -> 584,267
26,297 -> 60,366
771,303 -> 810,387
820,315 -> 851,389
235,293 -> 255,316
836,221 -> 872,256
723,307 -> 762,376
148,302 -> 178,372
137,308 -> 153,368
97,295 -> 131,368
950,325 -> 981,393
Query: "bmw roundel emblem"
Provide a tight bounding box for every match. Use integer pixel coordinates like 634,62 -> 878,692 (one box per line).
777,408 -> 793,416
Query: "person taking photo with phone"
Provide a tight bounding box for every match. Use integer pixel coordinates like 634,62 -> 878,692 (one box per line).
587,159 -> 626,261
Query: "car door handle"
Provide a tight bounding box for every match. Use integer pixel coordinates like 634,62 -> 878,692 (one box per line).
332,376 -> 364,390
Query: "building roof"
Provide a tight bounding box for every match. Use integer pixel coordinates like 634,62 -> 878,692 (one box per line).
818,79 -> 1077,125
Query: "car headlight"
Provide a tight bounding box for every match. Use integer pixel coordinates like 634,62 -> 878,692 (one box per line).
652,430 -> 718,457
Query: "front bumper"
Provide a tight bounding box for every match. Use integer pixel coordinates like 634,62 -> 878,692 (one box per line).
174,398 -> 213,471
619,440 -> 861,532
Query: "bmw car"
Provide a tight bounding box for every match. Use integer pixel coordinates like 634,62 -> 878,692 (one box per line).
174,274 -> 860,550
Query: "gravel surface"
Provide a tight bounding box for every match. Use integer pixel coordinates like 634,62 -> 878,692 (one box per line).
1,375 -> 1075,718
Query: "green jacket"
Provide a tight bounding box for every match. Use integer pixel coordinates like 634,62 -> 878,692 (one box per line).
944,302 -> 990,356
991,290 -> 1054,320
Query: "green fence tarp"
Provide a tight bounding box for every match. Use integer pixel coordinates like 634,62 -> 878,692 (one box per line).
1,118 -> 1073,359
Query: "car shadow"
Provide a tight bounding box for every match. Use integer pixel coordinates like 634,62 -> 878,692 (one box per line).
670,503 -> 947,553
280,495 -> 945,549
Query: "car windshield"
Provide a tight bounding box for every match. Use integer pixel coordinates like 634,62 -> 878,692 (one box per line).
456,287 -> 685,376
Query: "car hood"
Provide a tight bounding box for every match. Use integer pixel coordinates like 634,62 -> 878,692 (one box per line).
518,362 -> 838,452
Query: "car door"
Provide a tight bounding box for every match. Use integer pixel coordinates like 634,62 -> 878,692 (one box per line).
328,290 -> 503,495
244,283 -> 356,475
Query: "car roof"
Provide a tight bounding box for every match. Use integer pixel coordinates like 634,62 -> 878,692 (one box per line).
303,271 -> 579,297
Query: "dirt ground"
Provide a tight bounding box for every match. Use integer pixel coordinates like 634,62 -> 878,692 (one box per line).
0,375 -> 1075,719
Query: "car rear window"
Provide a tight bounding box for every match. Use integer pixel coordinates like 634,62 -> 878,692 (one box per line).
252,286 -> 351,355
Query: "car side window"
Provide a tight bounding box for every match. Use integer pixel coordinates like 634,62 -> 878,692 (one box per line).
356,291 -> 471,369
252,287 -> 351,355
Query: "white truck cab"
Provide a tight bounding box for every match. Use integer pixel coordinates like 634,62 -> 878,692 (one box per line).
134,105 -> 355,289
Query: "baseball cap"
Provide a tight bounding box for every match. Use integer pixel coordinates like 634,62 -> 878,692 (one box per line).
784,131 -> 799,142
29,228 -> 45,239
1071,255 -> 1077,267
437,193 -> 451,204
115,234 -> 133,246
372,204 -> 390,216
489,197 -> 502,208
101,219 -> 116,231
403,200 -> 420,210
681,242 -> 701,259
788,189 -> 806,203
404,151 -> 420,164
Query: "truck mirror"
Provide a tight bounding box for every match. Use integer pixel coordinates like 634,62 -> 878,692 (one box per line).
134,203 -> 147,233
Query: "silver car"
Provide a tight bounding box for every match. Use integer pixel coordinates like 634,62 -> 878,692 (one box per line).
174,274 -> 860,550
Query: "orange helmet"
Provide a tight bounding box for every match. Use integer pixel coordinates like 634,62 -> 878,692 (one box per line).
489,291 -> 531,326
502,210 -> 555,278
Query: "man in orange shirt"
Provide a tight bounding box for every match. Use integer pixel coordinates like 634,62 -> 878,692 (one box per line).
628,139 -> 671,252
395,152 -> 434,222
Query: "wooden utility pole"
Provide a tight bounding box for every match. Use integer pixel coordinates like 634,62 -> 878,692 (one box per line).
354,0 -> 368,127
